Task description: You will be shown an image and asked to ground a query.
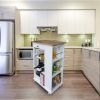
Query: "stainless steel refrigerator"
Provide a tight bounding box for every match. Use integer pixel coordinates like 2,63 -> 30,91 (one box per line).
0,20 -> 15,75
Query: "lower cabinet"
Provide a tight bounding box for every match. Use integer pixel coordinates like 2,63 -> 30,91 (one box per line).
64,49 -> 74,70
82,49 -> 100,94
89,51 -> 100,93
73,49 -> 82,70
16,60 -> 33,70
64,48 -> 82,70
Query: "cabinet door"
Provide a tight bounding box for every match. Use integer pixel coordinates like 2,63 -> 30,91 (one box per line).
16,60 -> 33,70
84,10 -> 95,33
37,11 -> 47,26
20,11 -> 38,34
58,10 -> 75,34
89,51 -> 100,92
73,49 -> 82,70
47,11 -> 58,26
64,49 -> 74,70
82,49 -> 90,74
58,10 -> 95,34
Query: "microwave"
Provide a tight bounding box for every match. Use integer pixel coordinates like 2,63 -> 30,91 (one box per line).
18,49 -> 33,60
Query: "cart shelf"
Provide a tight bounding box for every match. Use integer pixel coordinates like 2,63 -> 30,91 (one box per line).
33,40 -> 64,94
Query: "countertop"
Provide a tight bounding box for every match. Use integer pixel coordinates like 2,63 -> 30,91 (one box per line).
33,40 -> 65,46
16,46 -> 82,49
82,47 -> 100,52
16,46 -> 100,52
16,47 -> 33,49
64,46 -> 82,48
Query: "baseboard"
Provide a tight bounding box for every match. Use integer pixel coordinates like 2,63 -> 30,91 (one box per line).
16,70 -> 82,74
64,70 -> 82,74
16,70 -> 33,74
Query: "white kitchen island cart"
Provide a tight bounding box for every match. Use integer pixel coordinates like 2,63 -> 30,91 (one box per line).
33,40 -> 65,94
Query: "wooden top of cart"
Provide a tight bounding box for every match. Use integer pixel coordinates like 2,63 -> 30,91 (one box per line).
33,40 -> 65,46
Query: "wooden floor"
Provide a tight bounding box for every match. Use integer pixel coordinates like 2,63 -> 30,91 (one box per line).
0,73 -> 100,100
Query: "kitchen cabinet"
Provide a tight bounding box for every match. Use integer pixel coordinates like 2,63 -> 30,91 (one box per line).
37,11 -> 47,26
64,49 -> 74,70
73,49 -> 82,70
20,10 -> 95,34
20,11 -> 39,34
82,49 -> 90,77
89,51 -> 100,93
58,10 -> 76,34
64,48 -> 82,70
82,49 -> 100,94
16,48 -> 33,70
33,40 -> 64,94
0,7 -> 15,19
47,11 -> 58,26
16,60 -> 33,70
37,11 -> 58,26
58,10 -> 95,34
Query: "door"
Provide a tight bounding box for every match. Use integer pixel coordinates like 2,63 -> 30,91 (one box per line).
0,21 -> 14,74
0,21 -> 13,52
0,53 -> 12,74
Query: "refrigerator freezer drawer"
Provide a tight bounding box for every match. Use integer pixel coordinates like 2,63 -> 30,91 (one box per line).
0,54 -> 13,75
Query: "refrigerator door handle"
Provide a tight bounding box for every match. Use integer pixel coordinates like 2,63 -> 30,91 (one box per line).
0,52 -> 12,56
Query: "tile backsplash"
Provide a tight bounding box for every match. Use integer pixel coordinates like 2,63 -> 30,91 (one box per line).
16,32 -> 92,47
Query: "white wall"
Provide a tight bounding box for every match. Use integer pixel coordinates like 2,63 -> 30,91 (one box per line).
0,1 -> 100,46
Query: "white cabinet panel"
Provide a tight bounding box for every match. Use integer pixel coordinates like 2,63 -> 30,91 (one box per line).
58,10 -> 76,34
47,11 -> 58,26
84,10 -> 95,33
58,10 -> 95,34
37,11 -> 58,26
20,10 -> 95,34
37,11 -> 47,26
20,11 -> 39,34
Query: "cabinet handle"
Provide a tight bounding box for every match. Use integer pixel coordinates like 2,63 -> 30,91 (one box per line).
99,52 -> 100,61
73,49 -> 75,54
89,50 -> 91,58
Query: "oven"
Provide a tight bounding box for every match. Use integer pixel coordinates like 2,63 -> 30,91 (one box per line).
18,48 -> 33,60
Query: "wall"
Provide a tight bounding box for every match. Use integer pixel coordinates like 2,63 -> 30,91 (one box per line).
24,34 -> 92,46
0,1 -> 100,47
16,34 -> 24,47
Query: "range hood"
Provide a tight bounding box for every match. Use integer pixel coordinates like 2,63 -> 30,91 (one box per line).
37,26 -> 58,32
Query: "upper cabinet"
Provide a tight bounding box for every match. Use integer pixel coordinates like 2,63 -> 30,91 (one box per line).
20,10 -> 95,34
0,7 -> 16,19
37,11 -> 58,26
47,11 -> 58,26
58,10 -> 95,34
20,11 -> 39,34
37,11 -> 47,26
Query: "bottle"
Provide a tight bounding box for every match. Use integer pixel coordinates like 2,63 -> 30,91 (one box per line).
53,48 -> 56,59
34,59 -> 44,69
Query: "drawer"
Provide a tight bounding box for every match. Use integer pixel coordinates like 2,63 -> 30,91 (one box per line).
16,65 -> 33,70
74,65 -> 81,70
64,66 -> 73,70
74,60 -> 82,66
64,60 -> 73,66
64,49 -> 73,56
